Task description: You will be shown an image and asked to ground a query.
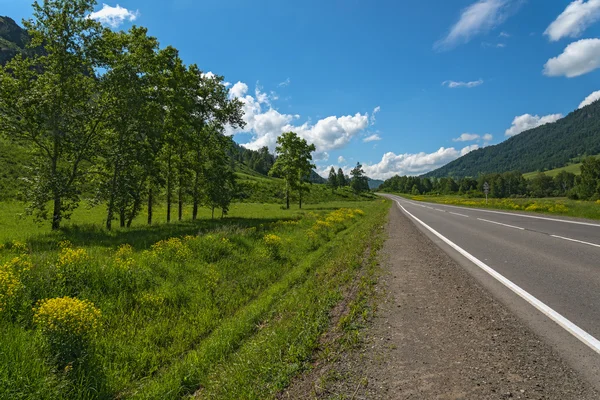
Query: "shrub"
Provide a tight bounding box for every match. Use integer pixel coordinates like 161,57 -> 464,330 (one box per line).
263,234 -> 282,259
33,297 -> 102,367
151,238 -> 192,262
0,256 -> 31,315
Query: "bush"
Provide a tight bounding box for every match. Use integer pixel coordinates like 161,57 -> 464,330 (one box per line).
33,297 -> 102,367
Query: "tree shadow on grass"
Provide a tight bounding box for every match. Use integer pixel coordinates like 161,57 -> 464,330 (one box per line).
26,217 -> 288,252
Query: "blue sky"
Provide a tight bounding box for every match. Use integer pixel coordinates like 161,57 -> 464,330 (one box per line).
4,0 -> 600,179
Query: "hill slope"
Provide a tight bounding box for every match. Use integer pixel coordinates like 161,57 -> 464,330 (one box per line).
0,16 -> 43,65
425,100 -> 600,178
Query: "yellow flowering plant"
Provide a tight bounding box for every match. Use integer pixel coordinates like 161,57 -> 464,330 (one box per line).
0,256 -> 32,314
33,296 -> 102,366
263,234 -> 283,259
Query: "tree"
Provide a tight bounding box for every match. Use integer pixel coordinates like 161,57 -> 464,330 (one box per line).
269,132 -> 316,209
327,167 -> 338,192
0,0 -> 107,230
350,162 -> 369,194
574,157 -> 600,200
337,168 -> 347,187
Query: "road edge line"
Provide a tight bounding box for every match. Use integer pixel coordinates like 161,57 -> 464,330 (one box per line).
396,201 -> 600,356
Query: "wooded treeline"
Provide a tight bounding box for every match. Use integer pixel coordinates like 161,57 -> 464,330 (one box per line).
0,0 -> 248,230
380,157 -> 600,200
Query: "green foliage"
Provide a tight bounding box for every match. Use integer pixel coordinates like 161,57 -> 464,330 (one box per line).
328,167 -> 338,191
269,132 -> 316,209
350,162 -> 369,194
0,200 -> 388,399
425,100 -> 600,178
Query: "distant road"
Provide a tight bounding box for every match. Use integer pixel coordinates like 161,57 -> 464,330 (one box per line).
382,194 -> 600,387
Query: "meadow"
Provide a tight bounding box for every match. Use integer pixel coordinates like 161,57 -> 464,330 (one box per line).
405,194 -> 600,220
0,199 -> 390,399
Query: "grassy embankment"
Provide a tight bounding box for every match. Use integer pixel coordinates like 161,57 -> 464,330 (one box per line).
392,194 -> 600,220
0,198 -> 390,399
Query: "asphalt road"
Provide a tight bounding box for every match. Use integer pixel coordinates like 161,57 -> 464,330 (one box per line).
382,194 -> 600,388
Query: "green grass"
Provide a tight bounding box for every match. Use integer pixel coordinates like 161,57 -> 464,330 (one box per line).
0,199 -> 390,399
235,171 -> 376,204
403,194 -> 600,220
522,163 -> 583,179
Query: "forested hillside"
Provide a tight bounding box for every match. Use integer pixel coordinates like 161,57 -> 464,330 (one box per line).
425,100 -> 600,178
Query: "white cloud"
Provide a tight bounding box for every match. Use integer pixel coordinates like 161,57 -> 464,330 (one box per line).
544,0 -> 600,41
452,133 -> 493,143
363,134 -> 381,142
226,81 -> 369,153
579,90 -> 600,108
505,113 -> 563,136
88,4 -> 139,28
460,144 -> 480,156
361,145 -> 479,180
435,0 -> 514,50
442,79 -> 484,88
337,156 -> 346,164
453,133 -> 480,142
543,39 -> 600,77
499,31 -> 511,37
201,71 -> 216,80
370,106 -> 381,125
278,78 -> 291,87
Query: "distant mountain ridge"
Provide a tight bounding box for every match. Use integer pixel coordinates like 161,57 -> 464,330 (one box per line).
425,100 -> 600,178
0,16 -> 40,65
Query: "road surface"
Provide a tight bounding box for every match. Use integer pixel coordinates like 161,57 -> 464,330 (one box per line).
382,194 -> 600,389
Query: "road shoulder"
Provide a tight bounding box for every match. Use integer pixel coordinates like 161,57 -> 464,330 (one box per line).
283,201 -> 598,399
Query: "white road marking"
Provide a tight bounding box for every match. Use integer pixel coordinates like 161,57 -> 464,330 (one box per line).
551,235 -> 600,249
449,212 -> 469,218
396,201 -> 600,356
434,208 -> 446,212
477,218 -> 525,231
393,196 -> 600,228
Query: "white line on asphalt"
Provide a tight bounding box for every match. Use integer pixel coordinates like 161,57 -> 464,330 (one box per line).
398,197 -> 600,228
396,201 -> 600,356
477,218 -> 525,231
449,212 -> 469,218
551,235 -> 600,249
434,208 -> 446,212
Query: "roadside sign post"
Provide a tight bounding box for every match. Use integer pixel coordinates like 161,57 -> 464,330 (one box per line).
483,182 -> 489,204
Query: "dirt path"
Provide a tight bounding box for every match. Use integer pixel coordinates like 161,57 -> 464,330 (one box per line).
284,203 -> 599,399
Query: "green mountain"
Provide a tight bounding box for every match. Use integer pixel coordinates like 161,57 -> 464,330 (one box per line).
425,100 -> 600,178
0,16 -> 39,65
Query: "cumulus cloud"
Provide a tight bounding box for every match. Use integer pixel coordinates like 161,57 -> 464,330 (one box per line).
545,0 -> 600,41
226,81 -> 370,153
452,133 -> 493,142
435,0 -> 515,50
89,4 -> 139,28
543,39 -> 600,77
338,156 -> 346,164
360,145 -> 480,180
505,113 -> 563,136
453,133 -> 480,142
442,79 -> 484,88
363,134 -> 381,143
579,90 -> 600,108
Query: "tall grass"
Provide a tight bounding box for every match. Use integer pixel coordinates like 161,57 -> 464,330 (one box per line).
0,199 -> 389,399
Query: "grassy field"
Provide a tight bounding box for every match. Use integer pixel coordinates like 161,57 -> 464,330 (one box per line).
402,194 -> 600,220
235,171 -> 375,204
0,199 -> 389,399
522,163 -> 583,179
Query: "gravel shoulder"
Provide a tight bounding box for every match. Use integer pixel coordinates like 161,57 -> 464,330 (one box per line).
283,201 -> 599,399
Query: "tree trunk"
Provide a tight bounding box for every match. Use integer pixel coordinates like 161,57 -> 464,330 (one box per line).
211,206 -> 215,219
51,195 -> 61,231
299,193 -> 302,209
147,187 -> 153,225
178,186 -> 183,221
192,201 -> 198,221
119,209 -> 125,228
167,153 -> 172,223
106,163 -> 119,231
285,188 -> 290,209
